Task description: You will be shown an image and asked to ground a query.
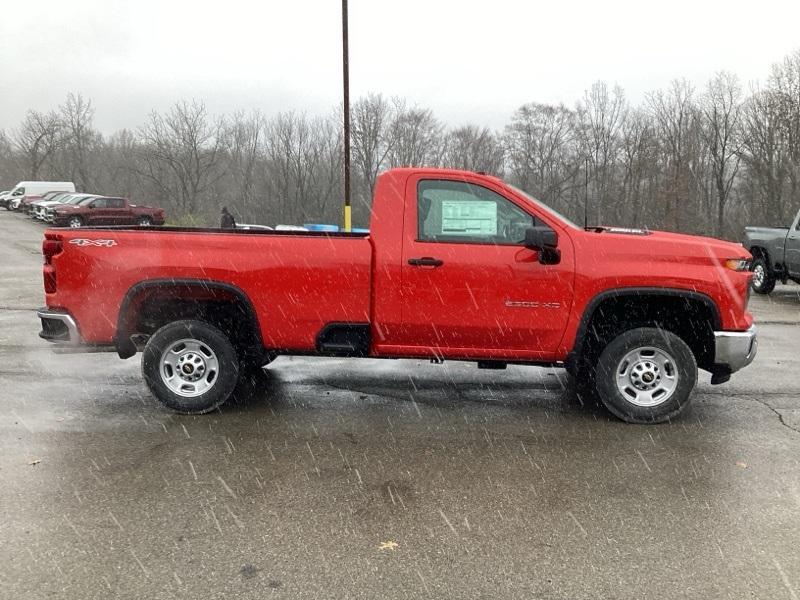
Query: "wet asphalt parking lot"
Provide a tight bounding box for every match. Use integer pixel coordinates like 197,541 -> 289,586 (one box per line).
1,211 -> 800,599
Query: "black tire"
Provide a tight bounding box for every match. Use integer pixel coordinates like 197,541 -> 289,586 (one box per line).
594,327 -> 697,424
750,257 -> 776,295
68,216 -> 83,228
137,216 -> 153,226
141,319 -> 239,414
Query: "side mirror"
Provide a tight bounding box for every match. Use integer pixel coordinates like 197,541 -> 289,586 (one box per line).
524,226 -> 558,250
524,226 -> 560,265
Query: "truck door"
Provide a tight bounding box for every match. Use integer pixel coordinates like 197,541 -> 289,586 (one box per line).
105,198 -> 129,225
86,197 -> 109,225
785,211 -> 800,276
398,176 -> 574,359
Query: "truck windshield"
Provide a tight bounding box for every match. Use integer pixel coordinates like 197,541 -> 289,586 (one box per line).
507,184 -> 579,229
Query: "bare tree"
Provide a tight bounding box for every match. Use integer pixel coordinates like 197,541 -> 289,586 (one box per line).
138,101 -> 224,214
698,72 -> 743,236
53,93 -> 100,191
261,111 -> 343,225
350,93 -> 395,207
2,48 -> 800,236
576,82 -> 627,224
387,102 -> 444,168
504,102 -> 581,216
647,79 -> 698,231
222,110 -> 264,217
741,88 -> 793,225
12,110 -> 62,179
768,50 -> 800,210
619,109 -> 659,227
442,125 -> 505,175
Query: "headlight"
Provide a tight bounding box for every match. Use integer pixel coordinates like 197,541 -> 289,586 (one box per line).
724,258 -> 751,271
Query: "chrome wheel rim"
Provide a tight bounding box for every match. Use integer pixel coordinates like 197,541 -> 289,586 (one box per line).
615,346 -> 679,407
752,264 -> 765,289
160,338 -> 219,398
69,217 -> 82,228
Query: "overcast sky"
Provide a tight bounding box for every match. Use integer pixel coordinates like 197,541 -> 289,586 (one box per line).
1,0 -> 798,133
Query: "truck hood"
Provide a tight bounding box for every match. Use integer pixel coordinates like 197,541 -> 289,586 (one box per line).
586,227 -> 750,261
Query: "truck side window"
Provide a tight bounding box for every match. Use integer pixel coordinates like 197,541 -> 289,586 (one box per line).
417,180 -> 534,245
108,198 -> 125,208
92,198 -> 108,209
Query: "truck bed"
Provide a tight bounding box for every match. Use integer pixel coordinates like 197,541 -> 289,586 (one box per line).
45,227 -> 373,349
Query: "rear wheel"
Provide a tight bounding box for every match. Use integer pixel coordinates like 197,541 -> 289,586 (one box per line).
594,327 -> 697,424
142,320 -> 239,414
68,216 -> 83,228
750,257 -> 776,294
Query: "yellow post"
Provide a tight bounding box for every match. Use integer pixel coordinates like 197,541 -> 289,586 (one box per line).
344,204 -> 352,232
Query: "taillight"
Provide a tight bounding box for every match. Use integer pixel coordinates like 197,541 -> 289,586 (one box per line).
43,235 -> 62,294
43,266 -> 57,294
43,236 -> 62,265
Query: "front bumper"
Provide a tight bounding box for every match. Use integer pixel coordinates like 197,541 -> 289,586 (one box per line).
37,308 -> 81,345
713,325 -> 757,380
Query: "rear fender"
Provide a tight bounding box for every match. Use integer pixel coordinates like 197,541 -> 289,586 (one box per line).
115,279 -> 263,359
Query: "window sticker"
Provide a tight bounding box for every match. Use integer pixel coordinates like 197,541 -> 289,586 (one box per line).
441,200 -> 497,235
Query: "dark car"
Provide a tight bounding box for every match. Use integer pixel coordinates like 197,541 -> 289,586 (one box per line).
50,197 -> 166,228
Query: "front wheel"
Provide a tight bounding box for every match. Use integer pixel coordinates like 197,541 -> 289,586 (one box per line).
68,216 -> 83,228
137,216 -> 153,226
142,320 -> 240,414
750,257 -> 776,294
594,327 -> 697,424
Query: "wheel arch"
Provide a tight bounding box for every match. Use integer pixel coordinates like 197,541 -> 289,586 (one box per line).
748,245 -> 771,267
569,287 -> 721,372
115,279 -> 264,359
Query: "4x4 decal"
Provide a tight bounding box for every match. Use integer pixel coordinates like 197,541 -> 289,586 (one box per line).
69,239 -> 118,247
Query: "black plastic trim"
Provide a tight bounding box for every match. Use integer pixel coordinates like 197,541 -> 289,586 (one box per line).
315,322 -> 371,357
115,279 -> 264,359
571,287 -> 722,355
62,225 -> 369,238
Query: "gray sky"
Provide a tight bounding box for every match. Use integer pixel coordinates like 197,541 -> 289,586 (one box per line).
1,0 -> 798,133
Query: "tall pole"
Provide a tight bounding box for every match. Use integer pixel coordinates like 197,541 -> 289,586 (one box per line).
341,0 -> 352,232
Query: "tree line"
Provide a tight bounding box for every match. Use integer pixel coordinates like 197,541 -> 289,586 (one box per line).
1,49 -> 799,237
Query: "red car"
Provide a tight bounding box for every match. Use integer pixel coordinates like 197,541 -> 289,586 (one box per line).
37,168 -> 756,423
49,196 -> 165,227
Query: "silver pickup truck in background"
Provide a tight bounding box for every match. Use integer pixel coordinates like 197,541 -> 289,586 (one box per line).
743,209 -> 800,294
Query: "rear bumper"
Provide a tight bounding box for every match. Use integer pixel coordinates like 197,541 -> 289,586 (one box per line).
37,308 -> 81,345
712,325 -> 757,382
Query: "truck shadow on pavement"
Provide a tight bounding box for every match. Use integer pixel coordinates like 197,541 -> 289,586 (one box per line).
227,360 -> 613,422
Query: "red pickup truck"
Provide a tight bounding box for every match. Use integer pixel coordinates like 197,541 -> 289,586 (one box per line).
37,168 -> 756,423
48,196 -> 165,228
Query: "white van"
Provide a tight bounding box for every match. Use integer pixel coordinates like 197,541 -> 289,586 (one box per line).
1,181 -> 76,210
